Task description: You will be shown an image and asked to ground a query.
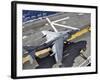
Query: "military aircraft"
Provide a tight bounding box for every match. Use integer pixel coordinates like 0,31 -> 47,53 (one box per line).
23,17 -> 80,67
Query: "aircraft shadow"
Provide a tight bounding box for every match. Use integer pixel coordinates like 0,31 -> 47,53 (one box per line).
36,40 -> 87,68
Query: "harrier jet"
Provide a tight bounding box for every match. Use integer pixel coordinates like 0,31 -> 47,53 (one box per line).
41,18 -> 79,67
24,17 -> 80,67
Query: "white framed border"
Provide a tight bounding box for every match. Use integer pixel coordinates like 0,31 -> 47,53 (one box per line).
11,1 -> 97,79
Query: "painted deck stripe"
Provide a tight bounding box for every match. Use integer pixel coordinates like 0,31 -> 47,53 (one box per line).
53,17 -> 70,23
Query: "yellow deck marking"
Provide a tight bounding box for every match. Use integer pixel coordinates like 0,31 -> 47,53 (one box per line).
67,26 -> 90,41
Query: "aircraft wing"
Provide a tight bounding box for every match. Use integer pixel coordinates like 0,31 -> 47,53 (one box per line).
52,37 -> 64,64
42,31 -> 59,43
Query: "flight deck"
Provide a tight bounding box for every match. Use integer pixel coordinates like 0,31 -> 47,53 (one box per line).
22,12 -> 91,69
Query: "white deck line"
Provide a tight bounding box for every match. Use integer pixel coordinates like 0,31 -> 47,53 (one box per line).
22,36 -> 28,39
53,23 -> 80,30
46,18 -> 58,32
53,17 -> 70,23
79,56 -> 91,67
